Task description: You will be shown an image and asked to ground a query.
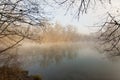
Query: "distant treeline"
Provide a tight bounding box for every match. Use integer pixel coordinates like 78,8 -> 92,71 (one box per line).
33,22 -> 82,43
0,22 -> 91,46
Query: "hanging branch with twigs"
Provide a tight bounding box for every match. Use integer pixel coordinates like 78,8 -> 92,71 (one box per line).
53,0 -> 111,18
98,12 -> 120,56
0,0 -> 46,53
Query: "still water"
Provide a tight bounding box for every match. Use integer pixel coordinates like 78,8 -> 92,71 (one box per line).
18,42 -> 120,80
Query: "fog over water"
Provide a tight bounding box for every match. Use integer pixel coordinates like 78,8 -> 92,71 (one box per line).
17,41 -> 120,80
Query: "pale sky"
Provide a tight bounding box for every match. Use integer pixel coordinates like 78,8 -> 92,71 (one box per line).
50,0 -> 120,34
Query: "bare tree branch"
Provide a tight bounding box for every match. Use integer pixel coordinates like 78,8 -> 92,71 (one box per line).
98,13 -> 120,56
0,0 -> 46,53
53,0 -> 111,18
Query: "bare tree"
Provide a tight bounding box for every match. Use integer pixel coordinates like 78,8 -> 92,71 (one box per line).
0,0 -> 46,54
98,13 -> 120,56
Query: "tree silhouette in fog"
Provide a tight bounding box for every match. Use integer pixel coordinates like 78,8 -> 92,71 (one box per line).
98,13 -> 120,56
0,0 -> 48,66
37,23 -> 81,43
55,0 -> 120,56
0,0 -> 46,54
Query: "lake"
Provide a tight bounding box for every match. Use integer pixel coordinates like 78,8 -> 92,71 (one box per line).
17,42 -> 120,80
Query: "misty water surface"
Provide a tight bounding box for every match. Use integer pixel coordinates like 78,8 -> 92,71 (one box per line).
17,42 -> 120,80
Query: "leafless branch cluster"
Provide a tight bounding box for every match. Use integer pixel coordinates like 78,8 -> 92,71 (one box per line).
0,0 -> 46,54
99,13 -> 120,56
53,0 -> 111,18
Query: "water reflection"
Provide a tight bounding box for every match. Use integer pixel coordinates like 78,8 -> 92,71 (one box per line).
17,42 -> 120,80
18,43 -> 79,67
